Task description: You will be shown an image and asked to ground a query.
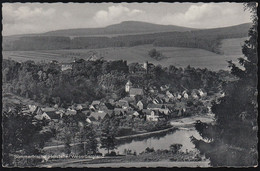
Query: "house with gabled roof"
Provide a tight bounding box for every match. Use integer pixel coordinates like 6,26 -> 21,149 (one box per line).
176,93 -> 182,100
133,111 -> 140,117
182,90 -> 189,99
44,112 -> 60,121
65,108 -> 77,115
160,85 -> 170,92
99,102 -> 114,112
198,89 -> 207,97
38,107 -> 60,121
75,104 -> 83,111
147,103 -> 169,115
137,100 -> 144,110
114,108 -> 127,116
121,96 -> 135,103
61,63 -> 72,71
116,100 -> 129,109
166,90 -> 174,99
146,110 -> 160,122
108,99 -> 115,105
191,89 -> 199,99
152,97 -> 164,104
90,100 -> 101,111
89,111 -> 108,121
174,102 -> 186,117
28,105 -> 37,113
34,112 -> 51,121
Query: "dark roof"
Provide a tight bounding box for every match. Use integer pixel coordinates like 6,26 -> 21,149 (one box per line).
34,107 -> 43,115
142,109 -> 151,115
137,100 -> 148,108
114,108 -> 127,115
157,94 -> 165,98
117,100 -> 129,107
89,116 -> 96,121
44,111 -> 60,120
151,110 -> 160,115
42,107 -> 56,112
61,62 -> 72,65
147,104 -> 164,109
129,88 -> 143,96
82,110 -> 90,115
164,104 -> 175,107
74,58 -> 85,63
91,100 -> 101,105
121,97 -> 135,102
126,110 -> 134,115
104,103 -> 114,110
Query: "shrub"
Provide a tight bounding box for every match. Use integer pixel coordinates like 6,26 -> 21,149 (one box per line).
145,147 -> 155,153
105,151 -> 117,156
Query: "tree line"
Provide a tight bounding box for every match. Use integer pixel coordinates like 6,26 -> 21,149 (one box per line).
3,58 -> 226,108
191,3 -> 257,166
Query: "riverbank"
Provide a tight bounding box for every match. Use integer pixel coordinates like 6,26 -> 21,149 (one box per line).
44,114 -> 214,153
43,125 -> 177,153
40,114 -> 215,167
116,126 -> 176,141
170,114 -> 215,127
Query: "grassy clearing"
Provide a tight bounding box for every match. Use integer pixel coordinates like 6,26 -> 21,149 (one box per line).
2,37 -> 246,71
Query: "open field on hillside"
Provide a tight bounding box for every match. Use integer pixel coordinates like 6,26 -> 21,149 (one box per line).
2,37 -> 247,71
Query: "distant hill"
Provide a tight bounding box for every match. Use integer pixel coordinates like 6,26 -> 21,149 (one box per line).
194,23 -> 252,36
3,21 -> 251,53
41,21 -> 197,37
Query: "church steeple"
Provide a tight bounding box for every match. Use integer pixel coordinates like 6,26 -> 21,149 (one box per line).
125,80 -> 132,92
143,61 -> 148,70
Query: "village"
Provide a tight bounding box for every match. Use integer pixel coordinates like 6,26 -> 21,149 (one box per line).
19,72 -> 211,126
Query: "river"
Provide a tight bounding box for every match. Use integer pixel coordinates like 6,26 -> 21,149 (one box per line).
99,114 -> 215,155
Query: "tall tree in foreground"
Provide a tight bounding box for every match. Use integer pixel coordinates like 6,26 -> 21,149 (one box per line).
2,105 -> 52,166
76,123 -> 98,155
191,2 -> 258,166
100,116 -> 117,155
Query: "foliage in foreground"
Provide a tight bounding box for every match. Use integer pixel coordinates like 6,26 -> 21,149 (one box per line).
2,105 -> 53,166
192,3 -> 258,166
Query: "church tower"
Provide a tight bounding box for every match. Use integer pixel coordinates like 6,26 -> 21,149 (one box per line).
143,61 -> 148,71
125,80 -> 132,92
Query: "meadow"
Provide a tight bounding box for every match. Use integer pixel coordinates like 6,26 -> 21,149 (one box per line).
2,37 -> 247,71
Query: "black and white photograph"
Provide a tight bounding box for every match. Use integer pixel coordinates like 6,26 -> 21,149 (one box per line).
2,1 -> 258,167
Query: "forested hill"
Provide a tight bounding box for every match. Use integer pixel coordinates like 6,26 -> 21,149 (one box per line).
3,22 -> 251,53
43,22 -> 252,37
10,21 -> 197,38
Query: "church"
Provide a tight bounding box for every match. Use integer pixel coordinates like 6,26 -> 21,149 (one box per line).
125,80 -> 144,97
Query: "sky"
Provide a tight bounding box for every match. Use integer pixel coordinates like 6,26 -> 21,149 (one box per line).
2,2 -> 252,36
